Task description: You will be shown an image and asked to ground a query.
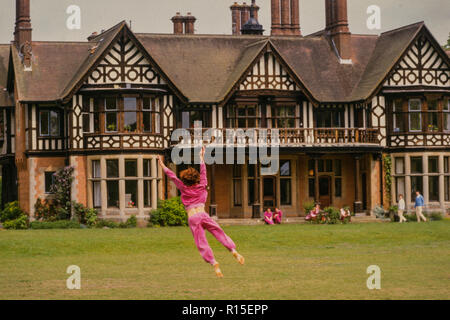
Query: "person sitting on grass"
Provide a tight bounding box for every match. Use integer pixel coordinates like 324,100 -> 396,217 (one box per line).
273,208 -> 283,224
158,146 -> 244,278
340,207 -> 351,222
264,208 -> 274,225
305,203 -> 320,221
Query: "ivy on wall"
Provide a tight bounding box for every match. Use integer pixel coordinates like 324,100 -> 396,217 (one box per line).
383,155 -> 392,205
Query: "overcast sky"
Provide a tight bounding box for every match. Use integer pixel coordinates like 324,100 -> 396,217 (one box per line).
0,0 -> 449,45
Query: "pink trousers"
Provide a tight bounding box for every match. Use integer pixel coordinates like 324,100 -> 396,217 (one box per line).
188,212 -> 236,265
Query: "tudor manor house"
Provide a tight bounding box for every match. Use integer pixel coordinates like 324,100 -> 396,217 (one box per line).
1,0 -> 450,222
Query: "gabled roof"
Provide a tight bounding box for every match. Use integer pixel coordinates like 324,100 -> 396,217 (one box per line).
0,44 -> 13,107
11,41 -> 92,102
59,21 -> 126,100
136,34 -> 268,103
7,19 -> 447,105
350,22 -> 425,101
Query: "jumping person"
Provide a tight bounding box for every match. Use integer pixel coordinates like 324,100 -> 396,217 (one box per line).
398,194 -> 407,223
264,208 -> 274,225
273,208 -> 283,224
158,147 -> 245,278
414,191 -> 427,222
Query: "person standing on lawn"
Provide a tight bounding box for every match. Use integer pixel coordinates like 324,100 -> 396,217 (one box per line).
158,146 -> 245,278
398,194 -> 407,223
414,191 -> 427,222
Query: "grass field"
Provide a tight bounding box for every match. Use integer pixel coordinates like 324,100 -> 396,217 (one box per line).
0,220 -> 449,300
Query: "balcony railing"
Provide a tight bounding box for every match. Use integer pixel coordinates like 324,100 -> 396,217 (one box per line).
83,132 -> 164,150
172,128 -> 381,147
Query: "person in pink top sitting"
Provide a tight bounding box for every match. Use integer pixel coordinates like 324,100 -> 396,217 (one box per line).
158,146 -> 244,278
264,208 -> 274,225
306,203 -> 320,221
273,208 -> 283,224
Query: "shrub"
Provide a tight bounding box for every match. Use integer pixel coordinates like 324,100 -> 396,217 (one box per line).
3,214 -> 29,230
95,219 -> 120,229
324,207 -> 340,224
50,166 -> 74,218
72,202 -> 98,227
30,220 -> 81,230
34,198 -> 59,222
0,201 -> 26,223
428,212 -> 443,221
125,215 -> 137,228
149,197 -> 187,227
303,201 -> 315,215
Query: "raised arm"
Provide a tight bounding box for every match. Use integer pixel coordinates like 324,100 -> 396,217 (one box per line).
158,156 -> 185,191
199,146 -> 208,187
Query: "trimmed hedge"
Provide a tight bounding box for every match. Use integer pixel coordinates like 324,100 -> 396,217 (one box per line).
30,220 -> 81,230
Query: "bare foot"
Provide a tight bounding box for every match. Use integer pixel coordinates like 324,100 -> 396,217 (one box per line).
233,251 -> 245,265
213,263 -> 224,278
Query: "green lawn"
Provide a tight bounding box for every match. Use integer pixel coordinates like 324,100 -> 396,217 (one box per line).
0,220 -> 449,300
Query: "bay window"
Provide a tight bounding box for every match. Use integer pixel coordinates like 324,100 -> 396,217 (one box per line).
90,157 -> 161,211
39,109 -> 60,136
105,98 -> 118,132
427,99 -> 439,131
408,99 -> 422,132
270,105 -> 298,128
143,97 -> 161,133
315,107 -> 345,128
391,96 -> 450,134
124,98 -> 137,132
444,99 -> 450,132
227,105 -> 260,128
82,95 -> 162,134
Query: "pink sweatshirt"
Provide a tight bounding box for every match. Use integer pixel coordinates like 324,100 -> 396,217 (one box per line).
163,163 -> 208,210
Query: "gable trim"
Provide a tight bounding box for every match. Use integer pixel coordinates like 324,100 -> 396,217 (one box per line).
61,22 -> 187,105
368,23 -> 450,102
219,41 -> 317,107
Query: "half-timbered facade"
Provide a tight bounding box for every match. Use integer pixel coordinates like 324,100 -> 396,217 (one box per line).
0,0 -> 449,221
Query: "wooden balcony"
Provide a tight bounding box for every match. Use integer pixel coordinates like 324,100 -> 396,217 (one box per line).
172,128 -> 381,147
83,132 -> 164,150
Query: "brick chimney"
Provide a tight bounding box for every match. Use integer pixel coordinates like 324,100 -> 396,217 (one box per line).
271,0 -> 282,35
325,0 -> 352,62
14,0 -> 32,69
271,0 -> 301,35
171,12 -> 196,35
290,0 -> 301,35
184,12 -> 196,34
171,12 -> 184,34
230,2 -> 241,35
240,3 -> 251,31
